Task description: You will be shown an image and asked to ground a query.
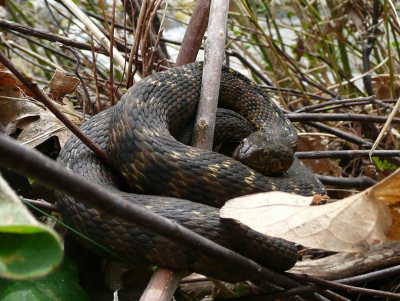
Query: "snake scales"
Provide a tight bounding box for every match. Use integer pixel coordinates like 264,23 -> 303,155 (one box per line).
57,62 -> 325,282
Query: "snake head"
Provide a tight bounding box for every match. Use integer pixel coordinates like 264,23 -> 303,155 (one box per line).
233,132 -> 294,175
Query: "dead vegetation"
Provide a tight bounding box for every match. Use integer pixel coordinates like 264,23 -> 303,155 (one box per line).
1,0 -> 400,300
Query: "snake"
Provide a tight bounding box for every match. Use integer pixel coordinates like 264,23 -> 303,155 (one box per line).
56,62 -> 325,283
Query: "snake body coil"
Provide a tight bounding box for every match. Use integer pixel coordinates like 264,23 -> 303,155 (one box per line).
57,63 -> 325,282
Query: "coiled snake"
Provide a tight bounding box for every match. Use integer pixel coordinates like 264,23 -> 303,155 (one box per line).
57,62 -> 325,282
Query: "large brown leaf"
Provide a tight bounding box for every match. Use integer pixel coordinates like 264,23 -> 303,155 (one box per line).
220,170 -> 400,252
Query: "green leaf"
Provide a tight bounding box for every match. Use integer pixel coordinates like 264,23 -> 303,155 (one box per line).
373,157 -> 397,171
0,176 -> 63,280
235,282 -> 249,297
0,256 -> 90,301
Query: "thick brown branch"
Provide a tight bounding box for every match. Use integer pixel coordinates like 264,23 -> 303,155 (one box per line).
140,268 -> 186,301
175,0 -> 210,66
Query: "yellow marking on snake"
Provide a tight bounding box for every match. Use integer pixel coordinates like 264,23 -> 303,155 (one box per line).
186,150 -> 201,158
170,151 -> 181,159
208,163 -> 222,172
222,161 -> 232,168
244,171 -> 257,186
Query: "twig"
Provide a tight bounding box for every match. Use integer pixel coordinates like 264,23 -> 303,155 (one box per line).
295,96 -> 397,113
108,0 -> 117,106
60,0 -> 138,81
362,0 -> 380,96
335,265 -> 400,286
0,19 -> 107,54
0,135 -> 327,301
291,242 -> 400,280
175,0 -> 210,66
140,268 -> 186,301
287,273 -> 400,300
89,33 -> 103,113
227,50 -> 273,86
192,0 -> 229,150
7,40 -> 61,70
0,50 -> 115,168
58,44 -> 91,119
213,286 -> 316,301
316,175 -> 376,189
296,150 -> 400,159
127,0 -> 147,87
287,112 -> 400,124
22,198 -> 58,212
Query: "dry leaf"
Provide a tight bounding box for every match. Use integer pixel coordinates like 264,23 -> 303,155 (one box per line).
372,168 -> 400,241
220,188 -> 392,253
46,69 -> 80,102
0,98 -> 75,148
298,136 -> 341,177
0,63 -> 34,98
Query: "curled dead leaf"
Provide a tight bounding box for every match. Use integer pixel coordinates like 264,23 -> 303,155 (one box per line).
0,63 -> 34,98
371,168 -> 400,241
0,98 -> 76,148
45,69 -> 80,102
220,188 -> 392,253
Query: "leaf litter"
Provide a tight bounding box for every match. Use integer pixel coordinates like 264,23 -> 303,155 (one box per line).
220,167 -> 400,253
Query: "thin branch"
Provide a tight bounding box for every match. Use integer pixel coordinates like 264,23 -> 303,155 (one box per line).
287,113 -> 400,124
296,150 -> 400,159
58,44 -> 92,119
335,265 -> 400,286
0,19 -> 107,54
316,175 -> 376,189
287,273 -> 400,300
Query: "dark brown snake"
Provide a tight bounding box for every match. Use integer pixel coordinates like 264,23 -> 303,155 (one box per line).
56,63 -> 325,282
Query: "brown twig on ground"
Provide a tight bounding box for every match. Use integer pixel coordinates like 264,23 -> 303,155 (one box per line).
335,264 -> 400,285
213,286 -> 316,301
0,135 -> 328,301
22,198 -> 58,212
316,175 -> 376,189
291,242 -> 400,280
0,50 -> 115,168
140,268 -> 187,301
287,273 -> 400,300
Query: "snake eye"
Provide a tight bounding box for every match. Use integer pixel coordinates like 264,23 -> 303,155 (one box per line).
262,149 -> 270,159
